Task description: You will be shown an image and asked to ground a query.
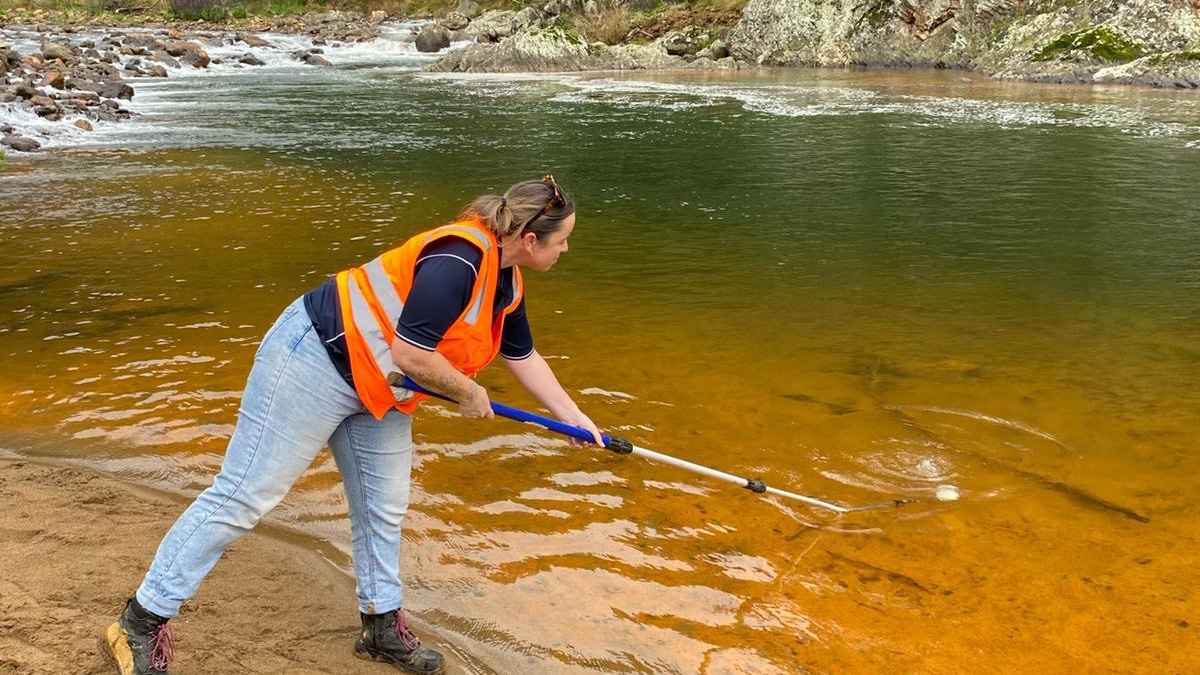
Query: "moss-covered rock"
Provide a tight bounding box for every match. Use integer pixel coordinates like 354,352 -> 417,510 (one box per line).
1032,26 -> 1143,63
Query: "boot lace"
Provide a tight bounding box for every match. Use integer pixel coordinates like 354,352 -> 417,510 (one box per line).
394,609 -> 420,652
149,622 -> 175,671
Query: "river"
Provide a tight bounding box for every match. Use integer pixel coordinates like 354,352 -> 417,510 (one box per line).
2,22 -> 1199,674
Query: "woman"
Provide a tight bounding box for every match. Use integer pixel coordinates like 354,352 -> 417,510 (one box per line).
101,176 -> 602,675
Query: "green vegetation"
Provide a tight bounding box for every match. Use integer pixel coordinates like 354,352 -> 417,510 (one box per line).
1032,26 -> 1143,63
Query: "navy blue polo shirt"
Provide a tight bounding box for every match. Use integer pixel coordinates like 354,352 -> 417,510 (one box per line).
304,237 -> 534,386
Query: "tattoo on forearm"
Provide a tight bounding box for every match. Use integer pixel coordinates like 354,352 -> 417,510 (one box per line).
407,366 -> 472,402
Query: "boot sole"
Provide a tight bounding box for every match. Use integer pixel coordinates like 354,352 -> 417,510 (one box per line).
354,643 -> 446,675
98,622 -> 137,675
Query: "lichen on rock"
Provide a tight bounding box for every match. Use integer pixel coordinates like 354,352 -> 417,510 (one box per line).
1032,26 -> 1143,63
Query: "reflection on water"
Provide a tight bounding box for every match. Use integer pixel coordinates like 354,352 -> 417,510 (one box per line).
2,49 -> 1199,674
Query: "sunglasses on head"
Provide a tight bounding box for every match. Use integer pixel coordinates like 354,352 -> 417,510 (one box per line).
518,174 -> 566,234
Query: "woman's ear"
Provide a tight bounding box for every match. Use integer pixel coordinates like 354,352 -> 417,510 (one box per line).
522,231 -> 539,251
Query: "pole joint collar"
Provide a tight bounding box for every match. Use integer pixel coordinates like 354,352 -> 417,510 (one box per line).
745,479 -> 767,494
605,436 -> 633,455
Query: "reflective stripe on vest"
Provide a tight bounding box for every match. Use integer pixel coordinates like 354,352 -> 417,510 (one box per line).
345,269 -> 413,403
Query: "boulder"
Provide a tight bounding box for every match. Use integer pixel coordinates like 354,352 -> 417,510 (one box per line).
179,49 -> 211,69
0,45 -> 18,71
2,134 -> 41,152
39,69 -> 65,89
122,33 -> 167,54
146,65 -> 168,77
370,10 -> 387,23
660,29 -> 708,57
237,33 -> 275,49
465,10 -> 520,41
415,24 -> 452,53
171,41 -> 210,68
80,80 -> 134,100
14,83 -> 41,99
41,42 -> 75,64
301,52 -> 332,66
708,39 -> 730,60
239,52 -> 266,66
427,28 -> 683,73
73,119 -> 93,131
151,51 -> 181,69
440,12 -> 470,31
457,0 -> 480,18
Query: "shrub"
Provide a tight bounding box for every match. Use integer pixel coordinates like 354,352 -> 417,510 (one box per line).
574,4 -> 636,46
167,0 -> 229,20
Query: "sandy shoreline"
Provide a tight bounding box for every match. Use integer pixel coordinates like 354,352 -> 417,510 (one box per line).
0,454 -> 480,675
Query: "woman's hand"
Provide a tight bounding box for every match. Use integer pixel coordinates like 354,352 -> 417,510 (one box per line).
559,410 -> 603,448
458,383 -> 495,419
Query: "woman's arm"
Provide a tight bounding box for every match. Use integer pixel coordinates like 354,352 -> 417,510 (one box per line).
503,350 -> 602,446
391,338 -> 493,418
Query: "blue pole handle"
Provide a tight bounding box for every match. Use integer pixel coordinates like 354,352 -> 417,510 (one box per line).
399,377 -> 613,447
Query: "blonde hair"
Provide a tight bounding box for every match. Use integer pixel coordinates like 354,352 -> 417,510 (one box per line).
461,177 -> 575,241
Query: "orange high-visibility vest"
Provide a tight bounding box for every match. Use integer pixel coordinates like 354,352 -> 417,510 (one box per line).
335,219 -> 525,419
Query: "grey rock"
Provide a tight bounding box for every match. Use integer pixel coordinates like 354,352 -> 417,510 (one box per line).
416,24 -> 452,53
301,53 -> 333,66
440,12 -> 470,31
465,10 -> 529,42
0,93 -> 17,103
2,134 -> 41,152
151,51 -> 180,69
427,28 -> 683,73
122,33 -> 167,53
41,42 -> 75,64
237,33 -> 275,49
0,45 -> 20,71
457,0 -> 481,19
239,52 -> 266,66
14,83 -> 41,99
179,49 -> 210,69
80,80 -> 134,100
708,39 -> 730,60
146,65 -> 168,77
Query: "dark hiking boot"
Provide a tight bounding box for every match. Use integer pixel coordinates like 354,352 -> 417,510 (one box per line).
354,609 -> 445,674
99,598 -> 175,675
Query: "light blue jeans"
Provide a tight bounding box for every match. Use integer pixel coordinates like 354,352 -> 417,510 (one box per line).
137,296 -> 414,617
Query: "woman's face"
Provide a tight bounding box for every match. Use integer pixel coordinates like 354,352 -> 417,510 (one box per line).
524,213 -> 575,272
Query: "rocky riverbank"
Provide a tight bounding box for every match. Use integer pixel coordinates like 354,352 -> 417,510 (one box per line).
3,1 -> 1198,156
0,10 -> 387,154
425,0 -> 1200,86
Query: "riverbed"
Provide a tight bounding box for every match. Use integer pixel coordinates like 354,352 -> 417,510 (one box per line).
2,23 -> 1199,674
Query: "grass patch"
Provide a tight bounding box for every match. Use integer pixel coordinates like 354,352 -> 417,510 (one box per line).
1033,26 -> 1143,63
571,3 -> 635,45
